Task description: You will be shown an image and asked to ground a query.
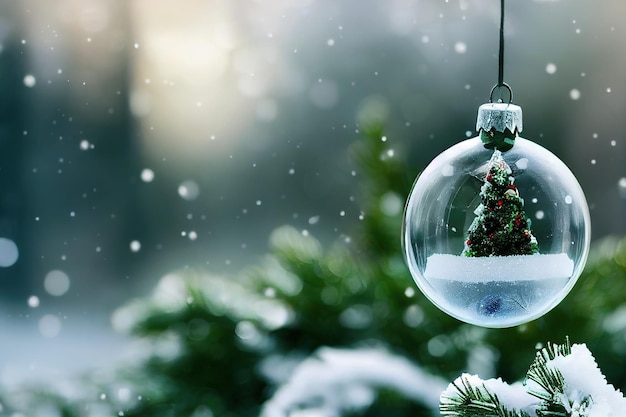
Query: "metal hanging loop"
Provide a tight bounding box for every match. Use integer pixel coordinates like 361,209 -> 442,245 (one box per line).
489,82 -> 513,104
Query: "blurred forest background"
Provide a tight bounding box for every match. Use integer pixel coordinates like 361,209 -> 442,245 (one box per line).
0,0 -> 625,416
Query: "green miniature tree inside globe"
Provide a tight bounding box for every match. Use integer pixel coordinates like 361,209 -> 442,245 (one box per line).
463,149 -> 539,257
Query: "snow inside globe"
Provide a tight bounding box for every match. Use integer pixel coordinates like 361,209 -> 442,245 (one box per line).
402,102 -> 591,328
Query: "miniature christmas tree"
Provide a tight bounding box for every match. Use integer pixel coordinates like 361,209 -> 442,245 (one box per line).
463,150 -> 539,257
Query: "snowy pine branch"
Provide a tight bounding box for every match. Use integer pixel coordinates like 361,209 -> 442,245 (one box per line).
441,339 -> 626,417
440,374 -> 532,417
261,347 -> 447,417
525,339 -> 571,405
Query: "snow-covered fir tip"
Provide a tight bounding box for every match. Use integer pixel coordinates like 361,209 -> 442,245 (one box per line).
527,343 -> 626,417
441,340 -> 626,417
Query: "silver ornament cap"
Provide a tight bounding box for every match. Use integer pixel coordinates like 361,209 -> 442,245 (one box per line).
476,102 -> 523,134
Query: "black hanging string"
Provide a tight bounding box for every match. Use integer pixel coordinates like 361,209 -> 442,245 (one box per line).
498,0 -> 505,87
490,0 -> 512,103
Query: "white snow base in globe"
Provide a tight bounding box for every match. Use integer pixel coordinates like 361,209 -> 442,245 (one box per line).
423,253 -> 574,327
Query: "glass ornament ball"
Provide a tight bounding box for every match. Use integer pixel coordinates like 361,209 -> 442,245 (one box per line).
402,103 -> 591,328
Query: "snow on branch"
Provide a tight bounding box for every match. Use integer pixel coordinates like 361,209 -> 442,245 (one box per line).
441,338 -> 626,417
441,374 -> 536,417
260,347 -> 447,417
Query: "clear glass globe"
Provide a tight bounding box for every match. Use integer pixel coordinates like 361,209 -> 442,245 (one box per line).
402,136 -> 591,328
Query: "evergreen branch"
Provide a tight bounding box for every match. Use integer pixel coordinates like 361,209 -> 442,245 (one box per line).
526,339 -> 570,402
526,365 -> 564,402
524,338 -> 596,417
440,375 -> 530,417
440,338 -> 626,417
